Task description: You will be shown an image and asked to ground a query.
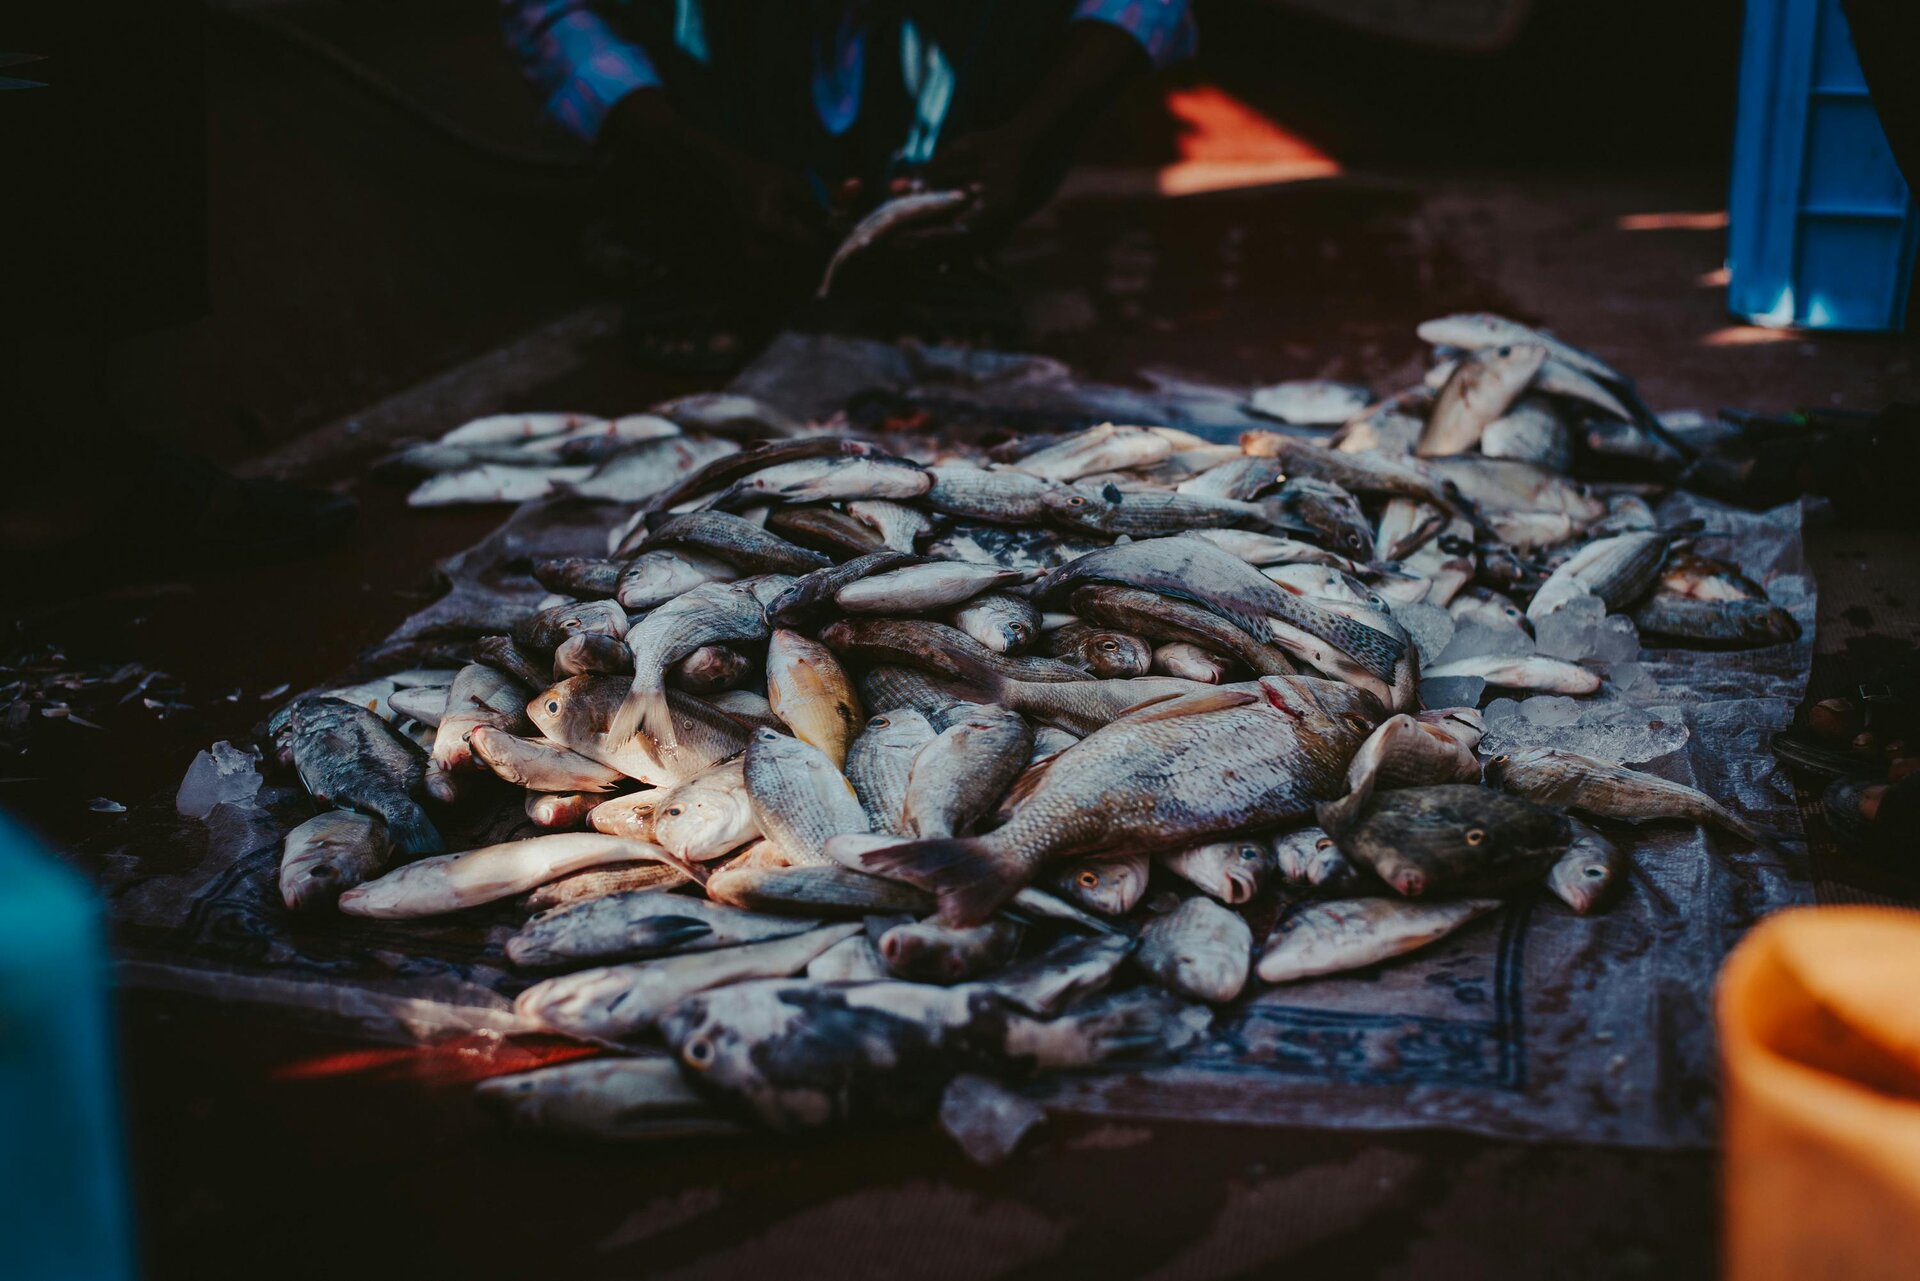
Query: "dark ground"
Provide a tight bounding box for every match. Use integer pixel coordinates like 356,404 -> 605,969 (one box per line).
10,1 -> 1920,1277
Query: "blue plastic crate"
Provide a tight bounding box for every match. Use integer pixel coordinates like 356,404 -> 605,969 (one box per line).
1728,0 -> 1919,331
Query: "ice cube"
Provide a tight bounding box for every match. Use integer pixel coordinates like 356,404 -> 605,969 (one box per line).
1590,615 -> 1641,664
1484,697 -> 1525,725
1520,695 -> 1582,727
1534,594 -> 1606,661
1478,695 -> 1689,764
1420,675 -> 1487,710
1435,621 -> 1533,667
1607,660 -> 1659,702
176,740 -> 264,820
938,1074 -> 1047,1167
1388,600 -> 1455,669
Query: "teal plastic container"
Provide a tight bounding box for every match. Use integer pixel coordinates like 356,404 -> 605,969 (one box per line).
0,816 -> 135,1281
1728,0 -> 1920,330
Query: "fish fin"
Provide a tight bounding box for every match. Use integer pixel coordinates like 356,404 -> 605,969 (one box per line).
1113,688 -> 1258,726
611,676 -> 676,757
385,804 -> 444,856
854,836 -> 1025,927
1000,757 -> 1059,813
1313,798 -> 1360,840
627,917 -> 716,953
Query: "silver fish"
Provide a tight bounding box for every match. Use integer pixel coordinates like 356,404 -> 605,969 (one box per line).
1015,423 -> 1173,482
707,456 -> 931,511
1421,654 -> 1600,695
922,464 -> 1067,524
650,757 -> 758,861
848,498 -> 933,552
949,593 -> 1041,654
845,708 -> 938,836
744,727 -> 870,866
615,548 -> 740,612
339,832 -> 658,919
427,663 -> 534,801
1418,343 -> 1547,456
1257,898 -> 1502,983
279,811 -> 393,911
834,562 -> 1036,613
1416,312 -> 1624,384
1245,379 -> 1372,426
611,579 -> 769,752
514,923 -> 861,1041
903,704 -> 1033,839
1544,821 -> 1623,914
1152,642 -> 1231,683
530,675 -> 751,786
1136,897 -> 1253,1003
1484,747 -> 1769,844
1481,398 -> 1574,472
475,1057 -> 746,1141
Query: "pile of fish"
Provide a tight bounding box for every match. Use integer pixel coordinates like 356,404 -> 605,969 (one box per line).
263,313 -> 1796,1140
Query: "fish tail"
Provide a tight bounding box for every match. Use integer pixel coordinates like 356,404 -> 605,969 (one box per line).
608,673 -> 671,754
855,835 -> 1028,927
385,802 -> 444,857
1707,802 -> 1776,850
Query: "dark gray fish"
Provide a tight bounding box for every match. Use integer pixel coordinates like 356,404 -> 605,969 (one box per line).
824,618 -> 1094,689
766,551 -> 924,627
706,455 -> 929,512
765,505 -> 888,558
288,697 -> 442,855
857,679 -> 1376,923
636,512 -> 832,576
922,464 -> 1066,525
903,704 -> 1033,839
1175,456 -> 1285,501
1071,584 -> 1297,677
879,917 -> 1022,984
1038,621 -> 1154,678
854,665 -> 982,725
553,632 -> 633,678
511,600 -> 628,653
1326,784 -> 1571,898
533,557 -> 623,599
1271,477 -> 1375,560
474,634 -> 552,692
652,437 -> 878,512
1037,536 -> 1405,690
1631,593 -> 1799,647
659,979 -> 1179,1130
1040,482 -> 1274,539
707,863 -> 936,916
506,890 -> 821,968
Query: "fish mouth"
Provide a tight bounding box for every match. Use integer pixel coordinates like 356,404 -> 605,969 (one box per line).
1390,867 -> 1427,897
1222,872 -> 1257,905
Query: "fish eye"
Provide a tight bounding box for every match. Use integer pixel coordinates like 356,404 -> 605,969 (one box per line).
1077,870 -> 1101,889
1066,496 -> 1086,507
1465,828 -> 1487,846
1099,640 -> 1118,651
1240,847 -> 1261,860
1314,838 -> 1334,851
308,864 -> 335,880
546,700 -> 560,715
1585,867 -> 1606,879
872,716 -> 890,727
666,807 -> 683,817
1345,533 -> 1362,547
682,1036 -> 715,1069
1495,345 -> 1512,356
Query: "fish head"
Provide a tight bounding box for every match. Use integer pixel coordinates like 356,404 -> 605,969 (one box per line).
1368,786 -> 1572,893
1040,483 -> 1118,531
877,926 -> 972,984
1418,707 -> 1486,752
1213,839 -> 1275,904
1547,836 -> 1620,914
652,787 -> 743,858
1056,856 -> 1147,916
1079,631 -> 1153,679
680,645 -> 750,691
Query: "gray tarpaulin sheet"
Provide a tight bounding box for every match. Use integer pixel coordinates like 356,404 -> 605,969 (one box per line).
85,335 -> 1813,1148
